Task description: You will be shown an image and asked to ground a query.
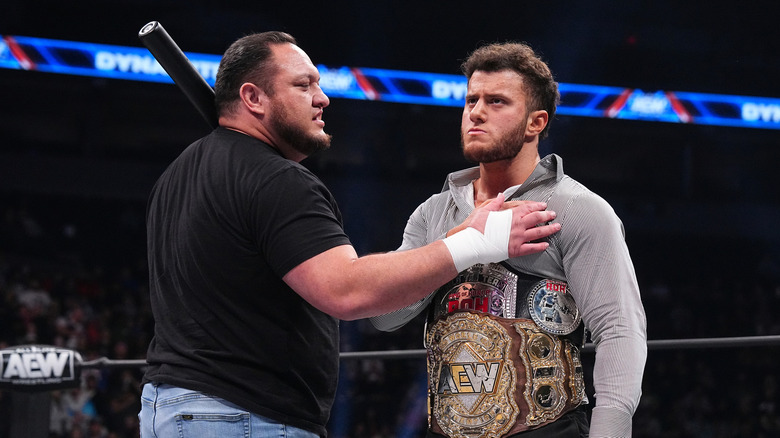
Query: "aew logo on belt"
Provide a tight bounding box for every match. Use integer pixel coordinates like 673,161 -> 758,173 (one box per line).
0,345 -> 82,391
437,361 -> 501,394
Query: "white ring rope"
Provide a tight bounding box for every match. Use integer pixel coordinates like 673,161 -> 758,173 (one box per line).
79,334 -> 780,368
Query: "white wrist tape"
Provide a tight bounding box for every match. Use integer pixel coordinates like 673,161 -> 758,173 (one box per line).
442,209 -> 512,272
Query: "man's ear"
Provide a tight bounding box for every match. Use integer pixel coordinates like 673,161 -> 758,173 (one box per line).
526,110 -> 548,137
239,82 -> 266,116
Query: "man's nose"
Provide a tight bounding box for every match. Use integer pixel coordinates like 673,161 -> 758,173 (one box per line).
313,84 -> 330,108
469,99 -> 487,122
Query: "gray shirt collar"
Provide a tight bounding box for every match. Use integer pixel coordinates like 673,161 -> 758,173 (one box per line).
443,154 -> 564,208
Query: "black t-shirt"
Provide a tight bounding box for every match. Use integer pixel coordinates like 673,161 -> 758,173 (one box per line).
143,127 -> 351,436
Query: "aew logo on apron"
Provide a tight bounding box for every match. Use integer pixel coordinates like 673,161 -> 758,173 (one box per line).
0,345 -> 82,392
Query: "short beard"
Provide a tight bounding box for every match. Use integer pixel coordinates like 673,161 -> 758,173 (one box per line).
461,120 -> 526,163
271,106 -> 332,157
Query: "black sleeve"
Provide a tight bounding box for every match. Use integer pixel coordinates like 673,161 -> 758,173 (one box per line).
251,165 -> 352,278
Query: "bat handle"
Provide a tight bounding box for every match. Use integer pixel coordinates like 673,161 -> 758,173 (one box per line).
139,21 -> 219,128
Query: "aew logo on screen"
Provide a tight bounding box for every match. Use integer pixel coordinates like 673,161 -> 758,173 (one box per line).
0,345 -> 82,391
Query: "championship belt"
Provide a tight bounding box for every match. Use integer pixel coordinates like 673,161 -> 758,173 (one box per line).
425,263 -> 586,437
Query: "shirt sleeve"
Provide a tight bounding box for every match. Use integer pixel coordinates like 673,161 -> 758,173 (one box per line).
556,191 -> 648,437
254,165 -> 351,278
368,200 -> 441,332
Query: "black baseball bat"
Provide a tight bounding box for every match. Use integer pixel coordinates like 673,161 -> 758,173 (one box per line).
138,21 -> 218,128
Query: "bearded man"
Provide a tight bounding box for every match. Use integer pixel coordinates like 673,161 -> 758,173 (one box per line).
371,42 -> 647,438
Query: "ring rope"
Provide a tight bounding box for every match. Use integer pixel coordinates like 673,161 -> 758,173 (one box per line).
80,335 -> 780,369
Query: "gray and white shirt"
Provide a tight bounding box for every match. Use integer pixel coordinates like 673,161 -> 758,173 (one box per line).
370,154 -> 647,437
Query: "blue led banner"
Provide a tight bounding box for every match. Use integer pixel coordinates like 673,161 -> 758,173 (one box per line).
0,35 -> 221,84
2,35 -> 780,130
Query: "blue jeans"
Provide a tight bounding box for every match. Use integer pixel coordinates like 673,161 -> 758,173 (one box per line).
139,383 -> 320,438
